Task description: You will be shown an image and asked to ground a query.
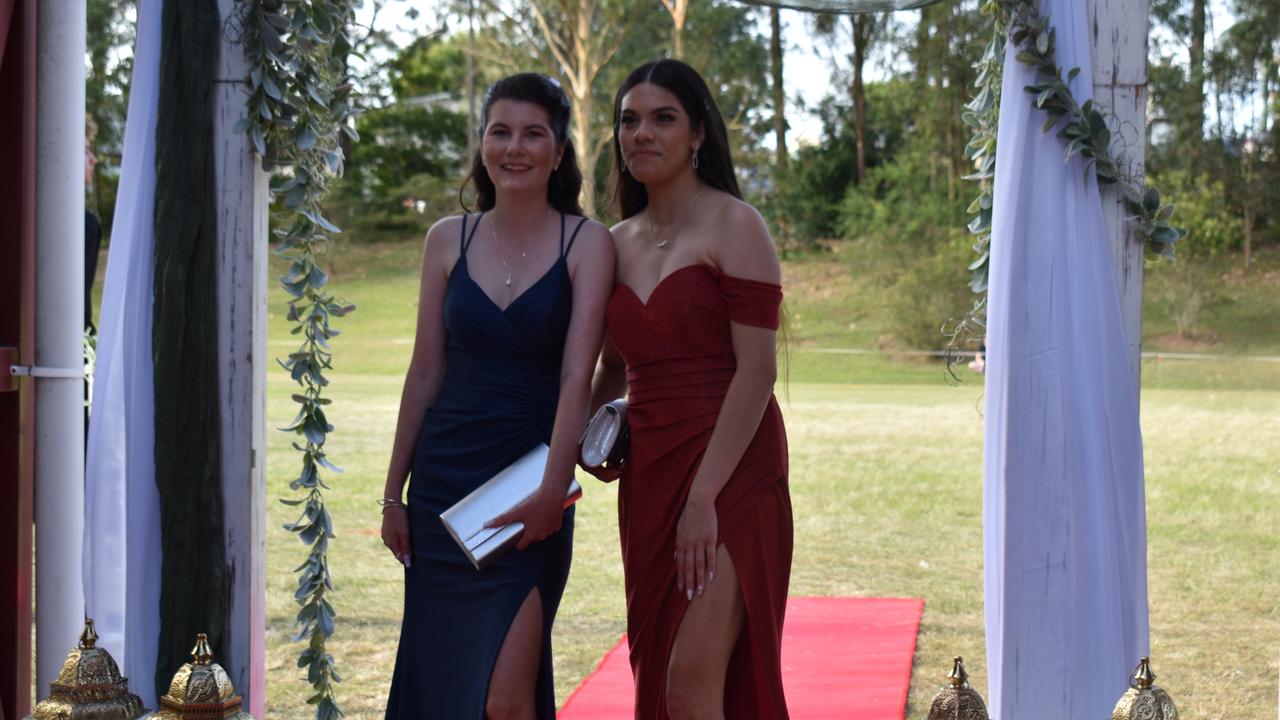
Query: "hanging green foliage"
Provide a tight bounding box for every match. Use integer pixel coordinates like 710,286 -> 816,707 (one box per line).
235,0 -> 360,717
949,0 -> 1185,363
1006,0 -> 1183,257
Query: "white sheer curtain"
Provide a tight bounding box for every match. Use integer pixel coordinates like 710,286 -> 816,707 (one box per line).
982,0 -> 1149,717
83,0 -> 163,707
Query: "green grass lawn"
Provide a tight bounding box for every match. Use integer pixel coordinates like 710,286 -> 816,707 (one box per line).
261,239 -> 1280,718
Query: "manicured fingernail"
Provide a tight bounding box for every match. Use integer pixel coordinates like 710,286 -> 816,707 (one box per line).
709,570 -> 715,582
697,585 -> 704,596
687,588 -> 693,601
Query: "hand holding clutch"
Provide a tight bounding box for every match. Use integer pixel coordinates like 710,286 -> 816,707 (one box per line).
439,444 -> 582,570
578,399 -> 629,482
487,482 -> 567,551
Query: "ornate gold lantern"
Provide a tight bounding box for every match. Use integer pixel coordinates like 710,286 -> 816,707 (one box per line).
31,618 -> 147,719
143,635 -> 254,720
1112,656 -> 1179,720
927,656 -> 989,720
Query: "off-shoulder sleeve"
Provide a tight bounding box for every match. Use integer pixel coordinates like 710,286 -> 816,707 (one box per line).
716,271 -> 783,330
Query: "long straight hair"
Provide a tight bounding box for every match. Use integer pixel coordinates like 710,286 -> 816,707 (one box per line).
610,59 -> 741,219
461,73 -> 584,215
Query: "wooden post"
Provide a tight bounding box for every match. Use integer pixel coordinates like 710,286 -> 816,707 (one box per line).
1088,0 -> 1148,390
0,1 -> 38,716
214,0 -> 269,714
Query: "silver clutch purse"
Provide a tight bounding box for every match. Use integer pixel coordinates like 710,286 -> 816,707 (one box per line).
439,443 -> 581,570
578,399 -> 629,482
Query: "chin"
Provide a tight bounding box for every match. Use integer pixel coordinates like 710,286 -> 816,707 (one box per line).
627,164 -> 676,186
496,175 -> 547,192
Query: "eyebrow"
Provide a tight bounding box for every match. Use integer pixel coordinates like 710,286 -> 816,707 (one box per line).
621,105 -> 682,115
487,121 -> 551,132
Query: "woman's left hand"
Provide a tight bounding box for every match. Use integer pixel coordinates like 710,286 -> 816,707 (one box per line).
675,493 -> 718,601
487,484 -> 565,551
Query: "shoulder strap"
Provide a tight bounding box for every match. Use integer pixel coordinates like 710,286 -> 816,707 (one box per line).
564,216 -> 589,257
462,212 -> 485,255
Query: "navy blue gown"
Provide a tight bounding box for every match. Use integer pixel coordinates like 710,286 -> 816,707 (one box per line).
386,212 -> 587,719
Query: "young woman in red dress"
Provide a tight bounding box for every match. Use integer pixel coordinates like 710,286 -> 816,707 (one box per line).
590,59 -> 793,719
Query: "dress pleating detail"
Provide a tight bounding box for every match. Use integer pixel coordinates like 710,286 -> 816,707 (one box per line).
386,213 -> 588,719
607,263 -> 794,719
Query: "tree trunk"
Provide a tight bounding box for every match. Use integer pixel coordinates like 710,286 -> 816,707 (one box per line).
1187,0 -> 1206,168
1242,145 -> 1253,267
851,15 -> 868,185
523,0 -> 630,216
573,0 -> 596,216
914,9 -> 930,93
466,0 -> 477,164
664,0 -> 688,59
770,8 -> 787,170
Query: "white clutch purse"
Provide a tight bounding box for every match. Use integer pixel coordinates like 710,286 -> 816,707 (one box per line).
439,444 -> 581,570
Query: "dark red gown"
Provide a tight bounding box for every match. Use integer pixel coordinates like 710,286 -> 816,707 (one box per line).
607,263 -> 794,719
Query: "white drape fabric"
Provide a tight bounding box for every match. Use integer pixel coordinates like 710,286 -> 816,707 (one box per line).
983,0 -> 1149,717
83,0 -> 163,707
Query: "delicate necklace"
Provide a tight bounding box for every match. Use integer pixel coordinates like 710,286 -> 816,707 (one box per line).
488,213 -> 528,288
648,187 -> 704,249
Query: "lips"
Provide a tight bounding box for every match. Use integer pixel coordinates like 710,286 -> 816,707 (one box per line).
500,163 -> 533,172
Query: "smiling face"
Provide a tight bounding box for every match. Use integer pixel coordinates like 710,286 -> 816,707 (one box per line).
617,82 -> 704,186
481,99 -> 564,197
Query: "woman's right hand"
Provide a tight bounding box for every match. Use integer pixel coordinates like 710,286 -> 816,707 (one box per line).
381,507 -> 412,567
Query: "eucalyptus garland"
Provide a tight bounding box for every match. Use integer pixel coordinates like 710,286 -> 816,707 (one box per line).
946,0 -> 1008,359
949,0 -> 1184,359
235,1 -> 360,717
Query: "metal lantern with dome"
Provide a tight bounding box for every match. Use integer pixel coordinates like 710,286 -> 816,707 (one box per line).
927,656 -> 989,720
1111,657 -> 1179,720
29,619 -> 146,720
142,635 -> 254,720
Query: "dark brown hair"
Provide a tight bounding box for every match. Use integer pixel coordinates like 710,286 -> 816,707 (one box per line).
610,59 -> 741,219
461,73 -> 583,215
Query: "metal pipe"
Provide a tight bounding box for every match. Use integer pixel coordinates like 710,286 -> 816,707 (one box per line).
34,0 -> 86,692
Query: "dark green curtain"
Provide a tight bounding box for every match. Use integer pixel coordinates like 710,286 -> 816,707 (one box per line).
151,0 -> 225,698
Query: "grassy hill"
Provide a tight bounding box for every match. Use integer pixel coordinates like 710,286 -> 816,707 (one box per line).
260,238 -> 1279,717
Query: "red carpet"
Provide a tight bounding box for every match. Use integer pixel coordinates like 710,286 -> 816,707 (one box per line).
560,596 -> 925,719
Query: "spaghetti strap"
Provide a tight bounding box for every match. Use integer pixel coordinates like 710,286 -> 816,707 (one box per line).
461,212 -> 485,256
563,216 -> 589,258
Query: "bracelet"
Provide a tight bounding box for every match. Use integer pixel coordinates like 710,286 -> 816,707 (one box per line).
377,497 -> 407,513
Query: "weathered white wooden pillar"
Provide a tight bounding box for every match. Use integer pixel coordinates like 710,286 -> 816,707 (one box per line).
33,0 -> 86,694
1088,0 -> 1148,390
214,0 -> 269,714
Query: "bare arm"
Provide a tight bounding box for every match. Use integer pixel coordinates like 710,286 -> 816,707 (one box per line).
676,202 -> 782,598
380,218 -> 457,563
492,220 -> 616,549
589,334 -> 628,415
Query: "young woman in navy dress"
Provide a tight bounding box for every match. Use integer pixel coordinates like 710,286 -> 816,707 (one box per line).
591,59 -> 794,719
380,73 -> 613,719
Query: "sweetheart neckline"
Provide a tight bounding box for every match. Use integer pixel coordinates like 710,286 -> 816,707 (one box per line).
616,263 -> 718,308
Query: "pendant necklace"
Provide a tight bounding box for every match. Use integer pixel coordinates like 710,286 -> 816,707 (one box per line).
489,213 -> 527,288
649,187 -> 704,249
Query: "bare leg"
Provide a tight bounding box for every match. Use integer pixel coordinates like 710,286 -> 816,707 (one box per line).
665,546 -> 746,720
486,589 -> 543,720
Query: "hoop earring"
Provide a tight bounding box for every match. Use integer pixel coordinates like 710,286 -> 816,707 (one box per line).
691,147 -> 700,170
